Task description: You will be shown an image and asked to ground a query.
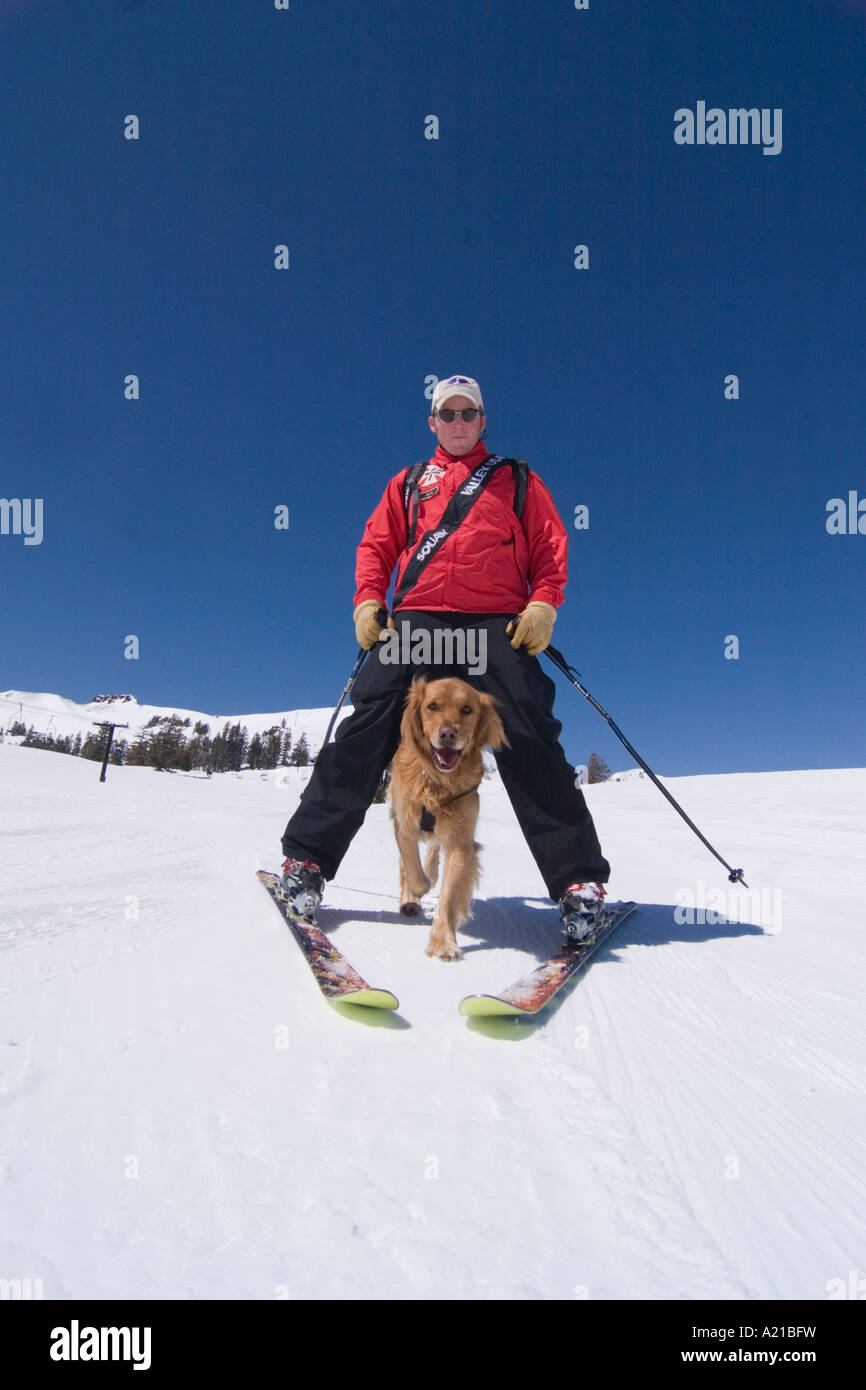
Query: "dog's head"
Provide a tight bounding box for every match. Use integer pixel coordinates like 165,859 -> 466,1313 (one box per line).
400,676 -> 507,775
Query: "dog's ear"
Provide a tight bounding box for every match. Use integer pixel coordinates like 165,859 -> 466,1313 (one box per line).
400,676 -> 428,747
473,691 -> 508,752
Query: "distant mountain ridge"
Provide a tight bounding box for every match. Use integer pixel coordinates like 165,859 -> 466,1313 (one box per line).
1,688 -> 344,745
0,688 -> 347,772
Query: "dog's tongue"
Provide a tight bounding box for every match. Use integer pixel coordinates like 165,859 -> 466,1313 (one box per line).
433,744 -> 461,769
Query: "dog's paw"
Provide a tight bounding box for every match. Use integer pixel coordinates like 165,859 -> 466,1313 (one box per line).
400,871 -> 431,902
400,900 -> 423,916
425,936 -> 462,962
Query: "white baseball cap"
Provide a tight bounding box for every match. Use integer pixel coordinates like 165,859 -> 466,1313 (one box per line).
431,375 -> 484,414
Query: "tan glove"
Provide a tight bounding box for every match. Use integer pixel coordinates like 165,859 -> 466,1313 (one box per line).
353,599 -> 390,649
508,601 -> 557,656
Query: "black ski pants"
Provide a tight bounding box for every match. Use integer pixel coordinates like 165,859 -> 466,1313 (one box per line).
281,612 -> 610,901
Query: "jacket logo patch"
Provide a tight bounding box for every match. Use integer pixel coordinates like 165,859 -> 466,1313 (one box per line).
419,463 -> 446,489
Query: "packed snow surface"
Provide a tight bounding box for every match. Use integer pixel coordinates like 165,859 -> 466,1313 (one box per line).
1,736 -> 864,1300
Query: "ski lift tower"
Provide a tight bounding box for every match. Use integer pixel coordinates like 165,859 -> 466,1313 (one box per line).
92,720 -> 129,782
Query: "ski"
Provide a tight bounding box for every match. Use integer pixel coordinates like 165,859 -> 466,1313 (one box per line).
458,901 -> 637,1018
257,870 -> 399,1010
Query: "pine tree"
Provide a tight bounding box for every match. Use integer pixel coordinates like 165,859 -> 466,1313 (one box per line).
220,721 -> 248,772
587,753 -> 611,784
188,731 -> 212,772
81,731 -> 108,761
289,732 -> 311,767
123,732 -> 151,766
261,726 -> 282,769
148,716 -> 191,771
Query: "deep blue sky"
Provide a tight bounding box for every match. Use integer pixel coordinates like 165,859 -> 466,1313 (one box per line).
1,0 -> 864,775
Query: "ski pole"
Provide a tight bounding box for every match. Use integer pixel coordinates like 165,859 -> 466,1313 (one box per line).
321,607 -> 390,748
539,638 -> 748,888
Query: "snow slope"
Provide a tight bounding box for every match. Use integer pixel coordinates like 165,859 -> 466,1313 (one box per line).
1,740 -> 864,1300
0,689 -> 342,752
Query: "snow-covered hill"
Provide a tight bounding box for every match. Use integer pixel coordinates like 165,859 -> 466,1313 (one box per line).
1,740 -> 864,1300
0,688 -> 343,752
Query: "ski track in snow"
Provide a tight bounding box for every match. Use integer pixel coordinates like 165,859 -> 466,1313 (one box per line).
0,743 -> 864,1300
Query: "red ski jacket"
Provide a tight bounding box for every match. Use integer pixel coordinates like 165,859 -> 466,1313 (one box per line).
354,440 -> 569,614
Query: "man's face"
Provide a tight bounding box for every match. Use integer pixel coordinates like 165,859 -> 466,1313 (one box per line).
428,394 -> 485,457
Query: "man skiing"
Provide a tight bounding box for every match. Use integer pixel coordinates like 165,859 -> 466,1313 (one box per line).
280,374 -> 611,944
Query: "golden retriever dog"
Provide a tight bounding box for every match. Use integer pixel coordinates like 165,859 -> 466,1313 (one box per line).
389,676 -> 507,960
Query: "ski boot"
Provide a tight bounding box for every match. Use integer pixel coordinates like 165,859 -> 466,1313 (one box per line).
279,858 -> 325,918
559,881 -> 608,943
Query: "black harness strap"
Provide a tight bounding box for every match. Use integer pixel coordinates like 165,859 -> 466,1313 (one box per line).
403,457 -> 529,550
419,781 -> 481,832
510,457 -> 528,521
392,454 -> 511,611
403,461 -> 429,548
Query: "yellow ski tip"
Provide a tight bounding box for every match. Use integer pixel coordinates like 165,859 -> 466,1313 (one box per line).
334,988 -> 400,1011
458,994 -> 528,1018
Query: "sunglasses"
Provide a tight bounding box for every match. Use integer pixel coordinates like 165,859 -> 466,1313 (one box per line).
435,407 -> 481,422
